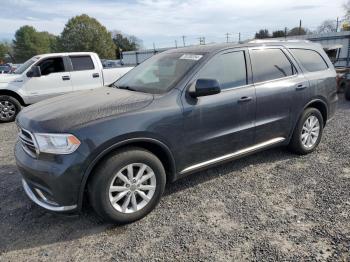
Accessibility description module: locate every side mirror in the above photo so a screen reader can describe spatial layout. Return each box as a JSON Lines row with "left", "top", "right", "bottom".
{"left": 26, "top": 66, "right": 41, "bottom": 78}
{"left": 189, "top": 78, "right": 221, "bottom": 98}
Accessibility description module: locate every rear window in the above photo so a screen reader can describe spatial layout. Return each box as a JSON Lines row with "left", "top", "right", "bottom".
{"left": 290, "top": 49, "right": 328, "bottom": 72}
{"left": 70, "top": 56, "right": 95, "bottom": 71}
{"left": 250, "top": 48, "right": 296, "bottom": 83}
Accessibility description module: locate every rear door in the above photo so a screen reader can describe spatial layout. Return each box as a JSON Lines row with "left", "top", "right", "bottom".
{"left": 180, "top": 49, "right": 256, "bottom": 172}
{"left": 68, "top": 55, "right": 103, "bottom": 91}
{"left": 23, "top": 56, "right": 73, "bottom": 103}
{"left": 249, "top": 47, "right": 310, "bottom": 144}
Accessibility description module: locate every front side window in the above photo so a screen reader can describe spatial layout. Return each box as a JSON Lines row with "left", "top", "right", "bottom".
{"left": 114, "top": 52, "right": 202, "bottom": 94}
{"left": 290, "top": 48, "right": 328, "bottom": 72}
{"left": 250, "top": 48, "right": 296, "bottom": 83}
{"left": 37, "top": 57, "right": 65, "bottom": 76}
{"left": 197, "top": 51, "right": 247, "bottom": 89}
{"left": 70, "top": 56, "right": 95, "bottom": 71}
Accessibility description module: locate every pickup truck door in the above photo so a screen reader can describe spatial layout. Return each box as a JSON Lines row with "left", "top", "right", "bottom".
{"left": 249, "top": 47, "right": 310, "bottom": 144}
{"left": 22, "top": 56, "right": 73, "bottom": 104}
{"left": 179, "top": 49, "right": 256, "bottom": 173}
{"left": 68, "top": 55, "right": 104, "bottom": 91}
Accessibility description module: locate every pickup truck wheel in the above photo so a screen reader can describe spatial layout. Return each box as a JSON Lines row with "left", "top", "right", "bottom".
{"left": 345, "top": 85, "right": 350, "bottom": 100}
{"left": 288, "top": 108, "right": 324, "bottom": 155}
{"left": 0, "top": 95, "right": 21, "bottom": 123}
{"left": 88, "top": 147, "right": 166, "bottom": 224}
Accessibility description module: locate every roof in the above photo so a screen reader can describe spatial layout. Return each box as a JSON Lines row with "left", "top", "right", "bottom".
{"left": 33, "top": 52, "right": 97, "bottom": 59}
{"left": 165, "top": 40, "right": 322, "bottom": 54}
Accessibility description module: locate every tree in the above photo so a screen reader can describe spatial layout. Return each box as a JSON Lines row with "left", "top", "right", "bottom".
{"left": 0, "top": 42, "right": 12, "bottom": 62}
{"left": 287, "top": 27, "right": 309, "bottom": 36}
{"left": 59, "top": 14, "right": 116, "bottom": 59}
{"left": 111, "top": 31, "right": 143, "bottom": 58}
{"left": 317, "top": 20, "right": 337, "bottom": 34}
{"left": 255, "top": 29, "right": 270, "bottom": 39}
{"left": 272, "top": 30, "right": 286, "bottom": 38}
{"left": 13, "top": 26, "right": 57, "bottom": 62}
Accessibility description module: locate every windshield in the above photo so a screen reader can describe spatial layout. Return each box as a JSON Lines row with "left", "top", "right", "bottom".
{"left": 114, "top": 52, "right": 203, "bottom": 94}
{"left": 14, "top": 57, "right": 39, "bottom": 74}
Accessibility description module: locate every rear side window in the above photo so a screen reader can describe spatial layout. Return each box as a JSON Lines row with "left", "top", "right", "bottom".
{"left": 250, "top": 48, "right": 296, "bottom": 83}
{"left": 198, "top": 51, "right": 247, "bottom": 89}
{"left": 290, "top": 49, "right": 328, "bottom": 72}
{"left": 70, "top": 56, "right": 95, "bottom": 71}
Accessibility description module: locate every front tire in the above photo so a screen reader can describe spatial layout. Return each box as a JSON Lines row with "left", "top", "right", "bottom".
{"left": 88, "top": 147, "right": 166, "bottom": 224}
{"left": 288, "top": 108, "right": 324, "bottom": 155}
{"left": 0, "top": 95, "right": 21, "bottom": 123}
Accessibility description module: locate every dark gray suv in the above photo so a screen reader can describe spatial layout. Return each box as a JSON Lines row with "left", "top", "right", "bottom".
{"left": 15, "top": 41, "right": 337, "bottom": 224}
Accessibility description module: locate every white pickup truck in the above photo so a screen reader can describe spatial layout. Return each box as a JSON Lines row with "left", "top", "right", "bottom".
{"left": 0, "top": 52, "right": 133, "bottom": 122}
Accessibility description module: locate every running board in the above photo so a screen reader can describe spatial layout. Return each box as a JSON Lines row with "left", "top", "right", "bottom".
{"left": 180, "top": 137, "right": 285, "bottom": 174}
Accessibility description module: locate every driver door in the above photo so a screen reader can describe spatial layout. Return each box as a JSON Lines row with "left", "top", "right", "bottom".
{"left": 23, "top": 56, "right": 72, "bottom": 103}
{"left": 179, "top": 49, "right": 256, "bottom": 172}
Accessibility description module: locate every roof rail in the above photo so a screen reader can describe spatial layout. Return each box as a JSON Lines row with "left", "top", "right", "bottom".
{"left": 249, "top": 39, "right": 311, "bottom": 43}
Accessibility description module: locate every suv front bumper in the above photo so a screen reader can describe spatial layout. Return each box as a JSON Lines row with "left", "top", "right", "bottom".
{"left": 15, "top": 141, "right": 86, "bottom": 213}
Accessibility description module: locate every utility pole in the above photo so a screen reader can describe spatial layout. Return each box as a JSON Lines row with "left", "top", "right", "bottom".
{"left": 225, "top": 33, "right": 231, "bottom": 43}
{"left": 336, "top": 17, "right": 339, "bottom": 32}
{"left": 298, "top": 19, "right": 302, "bottom": 35}
{"left": 175, "top": 40, "right": 178, "bottom": 48}
{"left": 284, "top": 27, "right": 287, "bottom": 40}
{"left": 238, "top": 32, "right": 241, "bottom": 43}
{"left": 198, "top": 37, "right": 205, "bottom": 45}
{"left": 182, "top": 35, "right": 186, "bottom": 47}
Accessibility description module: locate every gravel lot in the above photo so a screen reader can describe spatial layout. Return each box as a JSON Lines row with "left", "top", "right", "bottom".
{"left": 1, "top": 97, "right": 350, "bottom": 261}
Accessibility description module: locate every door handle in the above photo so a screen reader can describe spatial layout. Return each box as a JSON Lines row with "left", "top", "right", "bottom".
{"left": 238, "top": 96, "right": 253, "bottom": 102}
{"left": 62, "top": 75, "right": 70, "bottom": 81}
{"left": 296, "top": 84, "right": 307, "bottom": 91}
{"left": 92, "top": 73, "right": 100, "bottom": 78}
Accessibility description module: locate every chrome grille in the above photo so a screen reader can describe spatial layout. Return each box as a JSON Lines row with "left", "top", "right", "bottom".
{"left": 18, "top": 128, "right": 38, "bottom": 158}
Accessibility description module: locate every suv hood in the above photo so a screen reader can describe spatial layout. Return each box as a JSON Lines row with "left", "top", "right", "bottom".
{"left": 17, "top": 87, "right": 154, "bottom": 132}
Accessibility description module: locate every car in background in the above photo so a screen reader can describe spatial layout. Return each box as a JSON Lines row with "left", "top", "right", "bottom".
{"left": 15, "top": 41, "right": 337, "bottom": 224}
{"left": 0, "top": 52, "right": 133, "bottom": 122}
{"left": 101, "top": 59, "right": 123, "bottom": 68}
{"left": 0, "top": 64, "right": 12, "bottom": 74}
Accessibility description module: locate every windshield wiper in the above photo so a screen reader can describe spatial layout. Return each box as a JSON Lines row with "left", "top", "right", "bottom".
{"left": 114, "top": 85, "right": 136, "bottom": 91}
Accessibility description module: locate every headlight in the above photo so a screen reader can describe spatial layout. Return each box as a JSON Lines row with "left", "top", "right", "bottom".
{"left": 33, "top": 133, "right": 81, "bottom": 154}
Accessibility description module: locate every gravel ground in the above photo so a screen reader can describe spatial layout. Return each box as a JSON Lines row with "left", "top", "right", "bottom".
{"left": 0, "top": 98, "right": 350, "bottom": 261}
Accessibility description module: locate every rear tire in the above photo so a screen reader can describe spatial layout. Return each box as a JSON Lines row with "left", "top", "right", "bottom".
{"left": 88, "top": 147, "right": 166, "bottom": 224}
{"left": 345, "top": 85, "right": 350, "bottom": 100}
{"left": 0, "top": 95, "right": 21, "bottom": 123}
{"left": 288, "top": 108, "right": 324, "bottom": 155}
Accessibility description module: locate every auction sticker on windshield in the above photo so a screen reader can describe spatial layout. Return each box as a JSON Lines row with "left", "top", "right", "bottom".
{"left": 179, "top": 54, "right": 203, "bottom": 60}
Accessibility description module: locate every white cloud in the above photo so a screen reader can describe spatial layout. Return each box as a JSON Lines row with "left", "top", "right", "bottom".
{"left": 0, "top": 0, "right": 345, "bottom": 48}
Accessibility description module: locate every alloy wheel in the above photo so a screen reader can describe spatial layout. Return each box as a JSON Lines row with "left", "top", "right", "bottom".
{"left": 301, "top": 115, "right": 320, "bottom": 149}
{"left": 108, "top": 163, "right": 156, "bottom": 214}
{"left": 0, "top": 100, "right": 16, "bottom": 121}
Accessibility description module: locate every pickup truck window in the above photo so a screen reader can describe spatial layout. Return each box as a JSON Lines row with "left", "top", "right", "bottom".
{"left": 114, "top": 52, "right": 201, "bottom": 94}
{"left": 70, "top": 56, "right": 95, "bottom": 71}
{"left": 197, "top": 51, "right": 247, "bottom": 89}
{"left": 14, "top": 58, "right": 39, "bottom": 74}
{"left": 250, "top": 49, "right": 296, "bottom": 83}
{"left": 37, "top": 57, "right": 65, "bottom": 76}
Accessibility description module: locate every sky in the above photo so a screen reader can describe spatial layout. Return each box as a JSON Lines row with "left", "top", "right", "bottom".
{"left": 0, "top": 0, "right": 346, "bottom": 49}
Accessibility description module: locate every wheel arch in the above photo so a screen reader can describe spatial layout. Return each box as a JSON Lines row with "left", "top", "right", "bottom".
{"left": 0, "top": 89, "right": 26, "bottom": 106}
{"left": 303, "top": 98, "right": 328, "bottom": 127}
{"left": 78, "top": 138, "right": 177, "bottom": 210}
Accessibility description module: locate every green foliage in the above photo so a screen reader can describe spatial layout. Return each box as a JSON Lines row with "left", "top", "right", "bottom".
{"left": 59, "top": 14, "right": 116, "bottom": 59}
{"left": 0, "top": 42, "right": 10, "bottom": 62}
{"left": 272, "top": 30, "right": 286, "bottom": 38}
{"left": 112, "top": 31, "right": 142, "bottom": 58}
{"left": 255, "top": 29, "right": 270, "bottom": 39}
{"left": 287, "top": 27, "right": 308, "bottom": 36}
{"left": 13, "top": 26, "right": 57, "bottom": 62}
